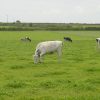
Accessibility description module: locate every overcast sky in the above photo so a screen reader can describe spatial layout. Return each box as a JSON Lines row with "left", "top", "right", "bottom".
{"left": 0, "top": 0, "right": 100, "bottom": 23}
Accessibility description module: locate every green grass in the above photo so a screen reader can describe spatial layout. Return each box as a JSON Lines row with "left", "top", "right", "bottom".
{"left": 0, "top": 31, "right": 100, "bottom": 100}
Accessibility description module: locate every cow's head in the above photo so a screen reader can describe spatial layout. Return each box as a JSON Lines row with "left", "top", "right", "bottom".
{"left": 33, "top": 54, "right": 39, "bottom": 64}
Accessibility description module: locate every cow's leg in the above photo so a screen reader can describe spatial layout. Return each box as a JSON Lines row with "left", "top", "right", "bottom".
{"left": 96, "top": 40, "right": 98, "bottom": 49}
{"left": 99, "top": 41, "right": 100, "bottom": 48}
{"left": 39, "top": 53, "right": 45, "bottom": 63}
{"left": 97, "top": 40, "right": 100, "bottom": 48}
{"left": 57, "top": 47, "right": 62, "bottom": 62}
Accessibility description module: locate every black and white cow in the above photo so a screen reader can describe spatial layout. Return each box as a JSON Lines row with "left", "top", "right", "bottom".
{"left": 64, "top": 37, "right": 72, "bottom": 42}
{"left": 96, "top": 38, "right": 100, "bottom": 48}
{"left": 20, "top": 37, "right": 31, "bottom": 42}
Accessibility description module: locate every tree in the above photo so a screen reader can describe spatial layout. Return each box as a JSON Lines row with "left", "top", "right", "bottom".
{"left": 16, "top": 20, "right": 21, "bottom": 24}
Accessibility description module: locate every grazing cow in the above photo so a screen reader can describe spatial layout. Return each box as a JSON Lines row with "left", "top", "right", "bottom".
{"left": 64, "top": 37, "right": 72, "bottom": 42}
{"left": 26, "top": 37, "right": 31, "bottom": 42}
{"left": 20, "top": 37, "right": 31, "bottom": 42}
{"left": 33, "top": 41, "right": 63, "bottom": 63}
{"left": 96, "top": 38, "right": 100, "bottom": 48}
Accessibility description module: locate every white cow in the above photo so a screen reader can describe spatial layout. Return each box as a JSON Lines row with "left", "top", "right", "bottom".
{"left": 33, "top": 41, "right": 63, "bottom": 63}
{"left": 96, "top": 38, "right": 100, "bottom": 48}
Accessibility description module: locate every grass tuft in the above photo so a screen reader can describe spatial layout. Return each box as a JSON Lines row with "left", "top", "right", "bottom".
{"left": 6, "top": 80, "right": 27, "bottom": 89}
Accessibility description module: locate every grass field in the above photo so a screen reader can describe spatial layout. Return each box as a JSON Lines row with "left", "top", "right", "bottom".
{"left": 0, "top": 31, "right": 100, "bottom": 100}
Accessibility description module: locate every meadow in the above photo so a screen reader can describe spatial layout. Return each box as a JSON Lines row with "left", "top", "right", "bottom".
{"left": 0, "top": 31, "right": 100, "bottom": 100}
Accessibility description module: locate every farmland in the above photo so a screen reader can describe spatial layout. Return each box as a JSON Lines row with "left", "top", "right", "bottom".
{"left": 0, "top": 31, "right": 100, "bottom": 100}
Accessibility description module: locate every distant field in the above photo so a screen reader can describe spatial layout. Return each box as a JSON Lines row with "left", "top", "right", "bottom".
{"left": 1, "top": 23, "right": 100, "bottom": 31}
{"left": 0, "top": 31, "right": 100, "bottom": 100}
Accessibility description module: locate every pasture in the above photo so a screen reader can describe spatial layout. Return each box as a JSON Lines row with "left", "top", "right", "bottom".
{"left": 0, "top": 31, "right": 100, "bottom": 100}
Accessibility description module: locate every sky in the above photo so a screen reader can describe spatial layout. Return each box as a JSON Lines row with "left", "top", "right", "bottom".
{"left": 0, "top": 0, "right": 100, "bottom": 23}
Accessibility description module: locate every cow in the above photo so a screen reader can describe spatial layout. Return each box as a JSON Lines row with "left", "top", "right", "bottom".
{"left": 20, "top": 37, "right": 31, "bottom": 42}
{"left": 64, "top": 37, "right": 72, "bottom": 42}
{"left": 96, "top": 38, "right": 100, "bottom": 48}
{"left": 33, "top": 41, "right": 63, "bottom": 63}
